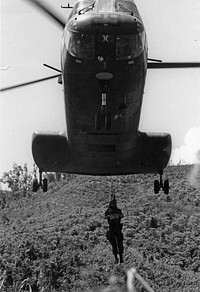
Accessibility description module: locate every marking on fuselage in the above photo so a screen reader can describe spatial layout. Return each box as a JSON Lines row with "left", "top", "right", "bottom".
{"left": 96, "top": 72, "right": 113, "bottom": 80}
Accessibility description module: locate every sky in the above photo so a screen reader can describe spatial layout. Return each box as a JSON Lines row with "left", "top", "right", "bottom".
{"left": 0, "top": 0, "right": 200, "bottom": 179}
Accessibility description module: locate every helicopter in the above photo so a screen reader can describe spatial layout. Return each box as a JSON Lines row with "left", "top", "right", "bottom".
{"left": 1, "top": 0, "right": 200, "bottom": 194}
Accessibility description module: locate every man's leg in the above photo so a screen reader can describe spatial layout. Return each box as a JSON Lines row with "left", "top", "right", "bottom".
{"left": 109, "top": 233, "right": 118, "bottom": 263}
{"left": 116, "top": 231, "right": 124, "bottom": 263}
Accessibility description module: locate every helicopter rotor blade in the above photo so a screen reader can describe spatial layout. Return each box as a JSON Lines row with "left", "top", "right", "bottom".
{"left": 43, "top": 63, "right": 62, "bottom": 73}
{"left": 24, "top": 0, "right": 65, "bottom": 28}
{"left": 148, "top": 62, "right": 200, "bottom": 69}
{"left": 0, "top": 74, "right": 61, "bottom": 92}
{"left": 148, "top": 58, "right": 162, "bottom": 63}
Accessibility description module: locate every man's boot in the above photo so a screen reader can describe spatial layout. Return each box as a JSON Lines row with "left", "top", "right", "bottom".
{"left": 119, "top": 254, "right": 123, "bottom": 263}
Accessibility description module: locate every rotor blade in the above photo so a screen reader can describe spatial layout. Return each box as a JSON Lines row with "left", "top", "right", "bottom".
{"left": 148, "top": 58, "right": 162, "bottom": 63}
{"left": 24, "top": 0, "right": 65, "bottom": 28}
{"left": 148, "top": 62, "right": 200, "bottom": 69}
{"left": 0, "top": 74, "right": 61, "bottom": 92}
{"left": 43, "top": 63, "right": 62, "bottom": 73}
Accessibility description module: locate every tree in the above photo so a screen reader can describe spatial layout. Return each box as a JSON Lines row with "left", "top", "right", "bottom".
{"left": 0, "top": 163, "right": 33, "bottom": 198}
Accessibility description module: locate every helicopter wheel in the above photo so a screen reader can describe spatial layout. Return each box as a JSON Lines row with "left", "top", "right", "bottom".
{"left": 163, "top": 179, "right": 169, "bottom": 194}
{"left": 154, "top": 180, "right": 160, "bottom": 194}
{"left": 42, "top": 178, "right": 48, "bottom": 193}
{"left": 32, "top": 178, "right": 39, "bottom": 192}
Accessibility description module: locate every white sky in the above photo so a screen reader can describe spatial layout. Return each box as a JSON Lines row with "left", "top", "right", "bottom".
{"left": 0, "top": 0, "right": 200, "bottom": 176}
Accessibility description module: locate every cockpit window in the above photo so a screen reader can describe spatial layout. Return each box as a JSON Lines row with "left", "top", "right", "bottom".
{"left": 72, "top": 0, "right": 95, "bottom": 16}
{"left": 97, "top": 0, "right": 113, "bottom": 13}
{"left": 78, "top": 2, "right": 95, "bottom": 15}
{"left": 115, "top": 0, "right": 140, "bottom": 17}
{"left": 116, "top": 33, "right": 145, "bottom": 60}
{"left": 65, "top": 30, "right": 145, "bottom": 60}
{"left": 66, "top": 32, "right": 95, "bottom": 59}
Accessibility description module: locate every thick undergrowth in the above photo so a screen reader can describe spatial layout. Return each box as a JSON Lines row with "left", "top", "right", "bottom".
{"left": 0, "top": 165, "right": 200, "bottom": 291}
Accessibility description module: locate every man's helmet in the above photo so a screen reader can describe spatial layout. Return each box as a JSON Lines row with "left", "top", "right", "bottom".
{"left": 109, "top": 200, "right": 117, "bottom": 208}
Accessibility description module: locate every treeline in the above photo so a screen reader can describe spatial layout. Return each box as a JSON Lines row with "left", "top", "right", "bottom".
{"left": 0, "top": 163, "right": 74, "bottom": 204}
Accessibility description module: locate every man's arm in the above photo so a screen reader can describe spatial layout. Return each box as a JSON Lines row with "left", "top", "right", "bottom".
{"left": 105, "top": 209, "right": 110, "bottom": 220}
{"left": 117, "top": 208, "right": 124, "bottom": 219}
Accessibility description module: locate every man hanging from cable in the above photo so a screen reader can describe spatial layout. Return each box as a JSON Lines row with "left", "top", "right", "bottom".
{"left": 105, "top": 196, "right": 124, "bottom": 264}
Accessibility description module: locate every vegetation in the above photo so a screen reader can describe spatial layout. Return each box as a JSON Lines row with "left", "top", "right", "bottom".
{"left": 0, "top": 163, "right": 32, "bottom": 198}
{"left": 0, "top": 165, "right": 200, "bottom": 291}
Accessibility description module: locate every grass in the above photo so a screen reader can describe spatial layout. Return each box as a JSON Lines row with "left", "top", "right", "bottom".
{"left": 0, "top": 165, "right": 200, "bottom": 291}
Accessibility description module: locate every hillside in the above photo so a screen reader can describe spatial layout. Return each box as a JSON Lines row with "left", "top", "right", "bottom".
{"left": 0, "top": 165, "right": 200, "bottom": 291}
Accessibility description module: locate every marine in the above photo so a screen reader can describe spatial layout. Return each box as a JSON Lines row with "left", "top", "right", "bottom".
{"left": 105, "top": 198, "right": 124, "bottom": 264}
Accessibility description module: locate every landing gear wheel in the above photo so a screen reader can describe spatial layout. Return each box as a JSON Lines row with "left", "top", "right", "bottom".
{"left": 154, "top": 180, "right": 160, "bottom": 194}
{"left": 42, "top": 178, "right": 48, "bottom": 193}
{"left": 32, "top": 168, "right": 48, "bottom": 193}
{"left": 32, "top": 178, "right": 39, "bottom": 192}
{"left": 163, "top": 179, "right": 169, "bottom": 194}
{"left": 154, "top": 171, "right": 170, "bottom": 194}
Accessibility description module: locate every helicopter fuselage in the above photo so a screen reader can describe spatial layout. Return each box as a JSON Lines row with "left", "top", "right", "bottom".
{"left": 32, "top": 0, "right": 171, "bottom": 175}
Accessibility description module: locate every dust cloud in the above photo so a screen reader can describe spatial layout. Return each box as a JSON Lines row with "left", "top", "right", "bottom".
{"left": 187, "top": 150, "right": 200, "bottom": 188}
